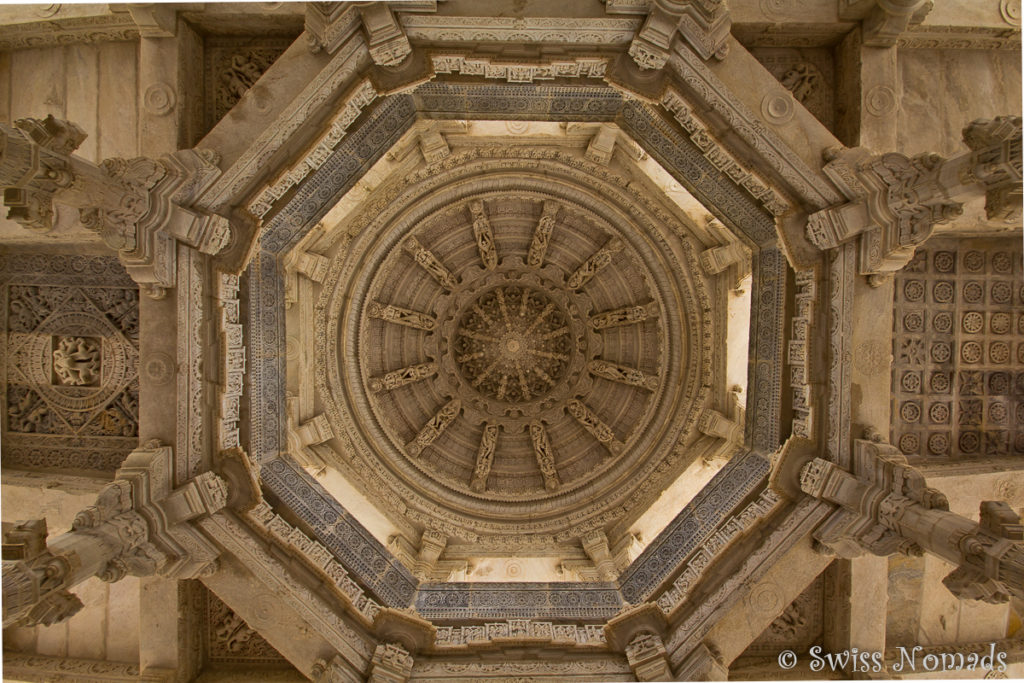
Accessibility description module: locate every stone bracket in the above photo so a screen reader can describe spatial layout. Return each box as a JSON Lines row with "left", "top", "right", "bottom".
{"left": 861, "top": 0, "right": 932, "bottom": 47}
{"left": 628, "top": 0, "right": 731, "bottom": 69}
{"left": 305, "top": 1, "right": 425, "bottom": 66}
{"left": 0, "top": 116, "right": 231, "bottom": 296}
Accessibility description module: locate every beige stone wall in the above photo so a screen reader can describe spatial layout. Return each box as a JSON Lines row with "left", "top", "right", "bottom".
{"left": 2, "top": 484, "right": 141, "bottom": 664}
{"left": 0, "top": 42, "right": 140, "bottom": 245}
{"left": 898, "top": 49, "right": 1022, "bottom": 158}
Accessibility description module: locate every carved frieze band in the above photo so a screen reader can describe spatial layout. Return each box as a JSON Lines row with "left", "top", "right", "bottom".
{"left": 247, "top": 251, "right": 287, "bottom": 463}
{"left": 175, "top": 245, "right": 207, "bottom": 484}
{"left": 249, "top": 80, "right": 378, "bottom": 219}
{"left": 411, "top": 83, "right": 622, "bottom": 121}
{"left": 398, "top": 14, "right": 642, "bottom": 44}
{"left": 0, "top": 654, "right": 160, "bottom": 682}
{"left": 746, "top": 247, "right": 787, "bottom": 451}
{"left": 216, "top": 273, "right": 245, "bottom": 450}
{"left": 789, "top": 270, "right": 816, "bottom": 439}
{"left": 898, "top": 25, "right": 1022, "bottom": 50}
{"left": 661, "top": 89, "right": 789, "bottom": 218}
{"left": 434, "top": 620, "right": 608, "bottom": 650}
{"left": 259, "top": 95, "right": 417, "bottom": 254}
{"left": 432, "top": 54, "right": 608, "bottom": 83}
{"left": 827, "top": 244, "right": 855, "bottom": 467}
{"left": 0, "top": 14, "right": 139, "bottom": 50}
{"left": 618, "top": 450, "right": 769, "bottom": 603}
{"left": 416, "top": 582, "right": 623, "bottom": 621}
{"left": 620, "top": 101, "right": 776, "bottom": 246}
{"left": 260, "top": 455, "right": 418, "bottom": 607}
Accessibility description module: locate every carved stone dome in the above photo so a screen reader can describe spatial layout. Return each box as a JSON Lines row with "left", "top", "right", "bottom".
{"left": 313, "top": 147, "right": 712, "bottom": 547}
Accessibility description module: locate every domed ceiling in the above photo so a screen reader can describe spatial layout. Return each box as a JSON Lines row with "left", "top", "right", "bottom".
{"left": 293, "top": 137, "right": 722, "bottom": 551}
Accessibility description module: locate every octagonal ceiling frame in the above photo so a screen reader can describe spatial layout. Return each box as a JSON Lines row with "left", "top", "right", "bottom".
{"left": 197, "top": 25, "right": 844, "bottom": 672}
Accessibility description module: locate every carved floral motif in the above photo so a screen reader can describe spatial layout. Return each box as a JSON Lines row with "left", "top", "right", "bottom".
{"left": 2, "top": 256, "right": 139, "bottom": 473}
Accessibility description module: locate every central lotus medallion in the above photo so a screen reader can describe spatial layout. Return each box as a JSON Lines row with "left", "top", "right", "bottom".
{"left": 454, "top": 285, "right": 572, "bottom": 403}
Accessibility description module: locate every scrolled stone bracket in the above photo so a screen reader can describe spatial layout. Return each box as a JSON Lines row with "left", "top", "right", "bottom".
{"left": 286, "top": 396, "right": 336, "bottom": 470}
{"left": 305, "top": 1, "right": 431, "bottom": 65}
{"left": 774, "top": 436, "right": 1024, "bottom": 604}
{"left": 0, "top": 115, "right": 234, "bottom": 296}
{"left": 628, "top": 0, "right": 731, "bottom": 69}
{"left": 805, "top": 116, "right": 1022, "bottom": 277}
{"left": 1, "top": 443, "right": 230, "bottom": 628}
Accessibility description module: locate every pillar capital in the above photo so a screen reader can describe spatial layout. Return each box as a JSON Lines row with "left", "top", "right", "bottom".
{"left": 2, "top": 443, "right": 229, "bottom": 628}
{"left": 0, "top": 115, "right": 232, "bottom": 297}
{"left": 806, "top": 116, "right": 1022, "bottom": 276}
{"left": 777, "top": 436, "right": 1024, "bottom": 604}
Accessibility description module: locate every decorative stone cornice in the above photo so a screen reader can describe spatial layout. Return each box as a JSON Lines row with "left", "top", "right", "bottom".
{"left": 0, "top": 115, "right": 231, "bottom": 297}
{"left": 433, "top": 620, "right": 608, "bottom": 650}
{"left": 777, "top": 436, "right": 1024, "bottom": 604}
{"left": 806, "top": 116, "right": 1023, "bottom": 277}
{"left": 2, "top": 443, "right": 225, "bottom": 628}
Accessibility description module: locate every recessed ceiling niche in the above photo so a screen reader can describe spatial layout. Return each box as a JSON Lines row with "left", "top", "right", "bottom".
{"left": 294, "top": 141, "right": 719, "bottom": 551}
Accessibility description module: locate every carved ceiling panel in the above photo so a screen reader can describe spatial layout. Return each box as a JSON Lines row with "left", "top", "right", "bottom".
{"left": 890, "top": 238, "right": 1024, "bottom": 461}
{"left": 748, "top": 47, "right": 836, "bottom": 134}
{"left": 203, "top": 36, "right": 295, "bottom": 137}
{"left": 743, "top": 574, "right": 824, "bottom": 657}
{"left": 1, "top": 253, "right": 139, "bottom": 475}
{"left": 302, "top": 144, "right": 716, "bottom": 550}
{"left": 205, "top": 589, "right": 291, "bottom": 667}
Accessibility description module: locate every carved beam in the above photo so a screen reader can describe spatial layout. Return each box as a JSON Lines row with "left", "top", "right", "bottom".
{"left": 2, "top": 443, "right": 226, "bottom": 628}
{"left": 777, "top": 437, "right": 1024, "bottom": 604}
{"left": 0, "top": 115, "right": 231, "bottom": 297}
{"left": 675, "top": 641, "right": 729, "bottom": 681}
{"left": 806, "top": 116, "right": 1022, "bottom": 277}
{"left": 628, "top": 0, "right": 731, "bottom": 69}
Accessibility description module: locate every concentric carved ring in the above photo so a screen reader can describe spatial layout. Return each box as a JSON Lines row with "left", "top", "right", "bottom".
{"left": 454, "top": 285, "right": 571, "bottom": 403}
